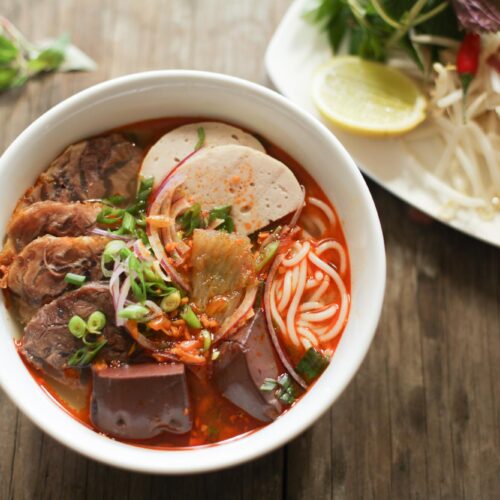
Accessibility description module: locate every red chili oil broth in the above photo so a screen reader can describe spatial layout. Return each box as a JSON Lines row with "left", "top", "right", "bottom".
{"left": 14, "top": 117, "right": 350, "bottom": 448}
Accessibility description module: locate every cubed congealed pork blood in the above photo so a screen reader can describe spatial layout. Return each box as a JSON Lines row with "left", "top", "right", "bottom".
{"left": 213, "top": 310, "right": 282, "bottom": 422}
{"left": 23, "top": 134, "right": 142, "bottom": 205}
{"left": 90, "top": 363, "right": 192, "bottom": 439}
{"left": 191, "top": 229, "right": 255, "bottom": 328}
{"left": 7, "top": 235, "right": 108, "bottom": 309}
{"left": 6, "top": 201, "right": 101, "bottom": 252}
{"left": 21, "top": 283, "right": 131, "bottom": 386}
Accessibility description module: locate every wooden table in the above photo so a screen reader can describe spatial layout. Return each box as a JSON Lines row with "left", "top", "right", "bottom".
{"left": 1, "top": 1, "right": 499, "bottom": 498}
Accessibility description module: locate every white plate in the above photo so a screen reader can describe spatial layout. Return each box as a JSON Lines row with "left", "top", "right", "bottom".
{"left": 266, "top": 0, "right": 500, "bottom": 247}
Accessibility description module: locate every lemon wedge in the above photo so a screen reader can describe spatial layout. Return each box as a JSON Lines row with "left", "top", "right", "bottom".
{"left": 312, "top": 56, "right": 427, "bottom": 136}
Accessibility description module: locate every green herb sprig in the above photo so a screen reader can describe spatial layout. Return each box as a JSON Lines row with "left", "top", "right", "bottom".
{"left": 304, "top": 0, "right": 461, "bottom": 71}
{"left": 96, "top": 176, "right": 154, "bottom": 242}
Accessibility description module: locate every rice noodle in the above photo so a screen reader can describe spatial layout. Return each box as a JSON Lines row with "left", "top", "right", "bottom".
{"left": 266, "top": 236, "right": 350, "bottom": 356}
{"left": 307, "top": 197, "right": 336, "bottom": 226}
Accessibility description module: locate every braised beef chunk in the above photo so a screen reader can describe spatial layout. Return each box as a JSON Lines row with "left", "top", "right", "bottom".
{"left": 7, "top": 201, "right": 101, "bottom": 252}
{"left": 7, "top": 235, "right": 107, "bottom": 308}
{"left": 213, "top": 310, "right": 282, "bottom": 422}
{"left": 24, "top": 134, "right": 142, "bottom": 205}
{"left": 90, "top": 363, "right": 192, "bottom": 439}
{"left": 21, "top": 283, "right": 130, "bottom": 386}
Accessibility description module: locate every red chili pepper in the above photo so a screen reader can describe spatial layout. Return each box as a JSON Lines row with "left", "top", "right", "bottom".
{"left": 456, "top": 33, "right": 481, "bottom": 115}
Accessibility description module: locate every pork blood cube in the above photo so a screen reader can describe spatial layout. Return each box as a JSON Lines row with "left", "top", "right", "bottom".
{"left": 90, "top": 363, "right": 192, "bottom": 439}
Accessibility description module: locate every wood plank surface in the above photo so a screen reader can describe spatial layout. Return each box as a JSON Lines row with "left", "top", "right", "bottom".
{"left": 0, "top": 1, "right": 499, "bottom": 499}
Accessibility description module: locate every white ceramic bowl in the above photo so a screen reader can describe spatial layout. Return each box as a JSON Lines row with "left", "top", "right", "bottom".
{"left": 0, "top": 71, "right": 385, "bottom": 474}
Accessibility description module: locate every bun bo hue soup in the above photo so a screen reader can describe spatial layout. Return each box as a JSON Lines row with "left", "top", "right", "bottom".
{"left": 0, "top": 118, "right": 351, "bottom": 447}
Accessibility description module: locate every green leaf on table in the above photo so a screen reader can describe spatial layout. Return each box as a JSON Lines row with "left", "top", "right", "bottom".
{"left": 0, "top": 35, "right": 18, "bottom": 65}
{"left": 0, "top": 67, "right": 18, "bottom": 90}
{"left": 27, "top": 34, "right": 69, "bottom": 73}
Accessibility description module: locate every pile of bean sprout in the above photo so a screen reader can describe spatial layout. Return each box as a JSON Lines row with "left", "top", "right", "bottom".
{"left": 404, "top": 33, "right": 500, "bottom": 220}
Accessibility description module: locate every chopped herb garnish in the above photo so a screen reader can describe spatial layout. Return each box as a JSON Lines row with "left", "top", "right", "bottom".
{"left": 260, "top": 373, "right": 297, "bottom": 405}
{"left": 208, "top": 205, "right": 234, "bottom": 233}
{"left": 161, "top": 290, "right": 181, "bottom": 312}
{"left": 96, "top": 176, "right": 154, "bottom": 240}
{"left": 180, "top": 305, "right": 202, "bottom": 329}
{"left": 118, "top": 304, "right": 150, "bottom": 321}
{"left": 256, "top": 240, "right": 280, "bottom": 272}
{"left": 68, "top": 315, "right": 87, "bottom": 339}
{"left": 68, "top": 338, "right": 108, "bottom": 367}
{"left": 178, "top": 203, "right": 204, "bottom": 236}
{"left": 200, "top": 329, "right": 211, "bottom": 351}
{"left": 260, "top": 378, "right": 278, "bottom": 392}
{"left": 87, "top": 311, "right": 106, "bottom": 334}
{"left": 194, "top": 126, "right": 206, "bottom": 151}
{"left": 296, "top": 348, "right": 329, "bottom": 383}
{"left": 64, "top": 272, "right": 86, "bottom": 287}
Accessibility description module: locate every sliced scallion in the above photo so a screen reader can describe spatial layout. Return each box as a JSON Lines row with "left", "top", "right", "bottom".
{"left": 200, "top": 330, "right": 211, "bottom": 351}
{"left": 194, "top": 126, "right": 206, "bottom": 150}
{"left": 103, "top": 240, "right": 127, "bottom": 263}
{"left": 180, "top": 305, "right": 202, "bottom": 329}
{"left": 118, "top": 304, "right": 150, "bottom": 320}
{"left": 295, "top": 348, "right": 329, "bottom": 383}
{"left": 121, "top": 211, "right": 136, "bottom": 233}
{"left": 211, "top": 349, "right": 220, "bottom": 361}
{"left": 68, "top": 315, "right": 87, "bottom": 339}
{"left": 161, "top": 290, "right": 181, "bottom": 312}
{"left": 64, "top": 272, "right": 86, "bottom": 287}
{"left": 260, "top": 378, "right": 278, "bottom": 392}
{"left": 256, "top": 240, "right": 280, "bottom": 272}
{"left": 68, "top": 338, "right": 108, "bottom": 367}
{"left": 87, "top": 311, "right": 106, "bottom": 334}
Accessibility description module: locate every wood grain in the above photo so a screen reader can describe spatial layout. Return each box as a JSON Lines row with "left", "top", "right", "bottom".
{"left": 1, "top": 1, "right": 499, "bottom": 499}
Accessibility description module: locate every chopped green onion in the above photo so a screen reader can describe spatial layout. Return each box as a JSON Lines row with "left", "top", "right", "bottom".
{"left": 277, "top": 373, "right": 292, "bottom": 390}
{"left": 103, "top": 240, "right": 127, "bottom": 263}
{"left": 105, "top": 194, "right": 125, "bottom": 205}
{"left": 64, "top": 273, "right": 86, "bottom": 287}
{"left": 208, "top": 205, "right": 234, "bottom": 233}
{"left": 119, "top": 247, "right": 133, "bottom": 260}
{"left": 180, "top": 305, "right": 202, "bottom": 329}
{"left": 96, "top": 206, "right": 125, "bottom": 225}
{"left": 194, "top": 126, "right": 206, "bottom": 150}
{"left": 178, "top": 203, "right": 204, "bottom": 237}
{"left": 118, "top": 304, "right": 150, "bottom": 320}
{"left": 68, "top": 338, "right": 108, "bottom": 367}
{"left": 260, "top": 378, "right": 278, "bottom": 392}
{"left": 68, "top": 315, "right": 87, "bottom": 339}
{"left": 87, "top": 311, "right": 106, "bottom": 334}
{"left": 127, "top": 176, "right": 154, "bottom": 215}
{"left": 161, "top": 290, "right": 181, "bottom": 312}
{"left": 256, "top": 240, "right": 280, "bottom": 272}
{"left": 121, "top": 211, "right": 136, "bottom": 233}
{"left": 200, "top": 330, "right": 212, "bottom": 351}
{"left": 278, "top": 389, "right": 296, "bottom": 405}
{"left": 211, "top": 349, "right": 220, "bottom": 361}
{"left": 296, "top": 348, "right": 329, "bottom": 383}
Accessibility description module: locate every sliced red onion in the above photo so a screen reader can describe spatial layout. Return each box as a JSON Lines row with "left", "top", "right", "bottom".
{"left": 115, "top": 276, "right": 131, "bottom": 326}
{"left": 90, "top": 227, "right": 133, "bottom": 240}
{"left": 148, "top": 231, "right": 190, "bottom": 291}
{"left": 132, "top": 239, "right": 153, "bottom": 261}
{"left": 124, "top": 321, "right": 170, "bottom": 351}
{"left": 264, "top": 250, "right": 307, "bottom": 389}
{"left": 216, "top": 284, "right": 259, "bottom": 341}
{"left": 143, "top": 299, "right": 164, "bottom": 321}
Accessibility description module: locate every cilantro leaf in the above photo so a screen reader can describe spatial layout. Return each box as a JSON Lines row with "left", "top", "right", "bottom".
{"left": 208, "top": 205, "right": 234, "bottom": 233}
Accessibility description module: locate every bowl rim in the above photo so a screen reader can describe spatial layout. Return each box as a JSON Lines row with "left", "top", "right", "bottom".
{"left": 0, "top": 69, "right": 386, "bottom": 474}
